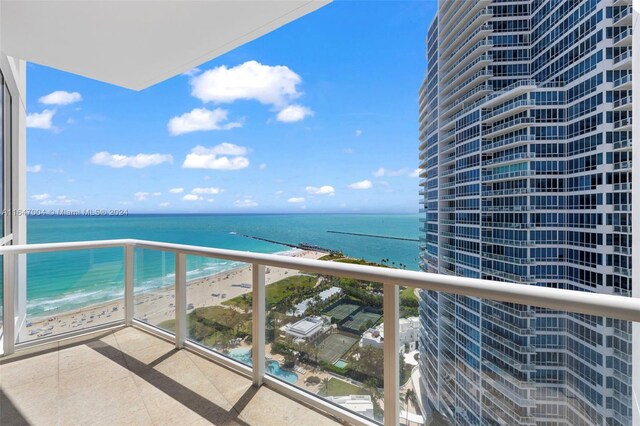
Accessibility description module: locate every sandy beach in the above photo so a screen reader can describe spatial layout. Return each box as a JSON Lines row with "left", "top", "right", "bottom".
{"left": 21, "top": 249, "right": 326, "bottom": 342}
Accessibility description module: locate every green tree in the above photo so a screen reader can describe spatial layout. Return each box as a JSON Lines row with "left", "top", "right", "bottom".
{"left": 319, "top": 377, "right": 331, "bottom": 396}
{"left": 401, "top": 388, "right": 418, "bottom": 425}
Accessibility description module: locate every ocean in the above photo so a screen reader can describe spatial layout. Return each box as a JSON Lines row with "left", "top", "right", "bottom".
{"left": 24, "top": 214, "right": 420, "bottom": 316}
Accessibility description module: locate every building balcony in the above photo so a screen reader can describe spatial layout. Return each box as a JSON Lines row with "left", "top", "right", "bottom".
{"left": 482, "top": 134, "right": 536, "bottom": 153}
{"left": 613, "top": 50, "right": 632, "bottom": 70}
{"left": 613, "top": 95, "right": 632, "bottom": 111}
{"left": 482, "top": 117, "right": 533, "bottom": 139}
{"left": 2, "top": 240, "right": 640, "bottom": 426}
{"left": 482, "top": 99, "right": 536, "bottom": 124}
{"left": 613, "top": 5, "right": 632, "bottom": 26}
{"left": 613, "top": 73, "right": 632, "bottom": 90}
{"left": 1, "top": 327, "right": 339, "bottom": 426}
{"left": 613, "top": 27, "right": 632, "bottom": 47}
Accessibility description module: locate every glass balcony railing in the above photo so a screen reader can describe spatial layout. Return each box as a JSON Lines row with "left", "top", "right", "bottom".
{"left": 1, "top": 239, "right": 639, "bottom": 426}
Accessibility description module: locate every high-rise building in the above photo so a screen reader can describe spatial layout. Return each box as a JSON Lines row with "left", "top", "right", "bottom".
{"left": 418, "top": 1, "right": 632, "bottom": 424}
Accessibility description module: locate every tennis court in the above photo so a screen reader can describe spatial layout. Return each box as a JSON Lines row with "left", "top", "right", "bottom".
{"left": 324, "top": 303, "right": 360, "bottom": 322}
{"left": 341, "top": 311, "right": 382, "bottom": 333}
{"left": 317, "top": 333, "right": 359, "bottom": 363}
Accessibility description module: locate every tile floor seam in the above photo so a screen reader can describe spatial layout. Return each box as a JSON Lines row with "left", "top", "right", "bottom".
{"left": 112, "top": 330, "right": 157, "bottom": 426}
{"left": 185, "top": 349, "right": 243, "bottom": 420}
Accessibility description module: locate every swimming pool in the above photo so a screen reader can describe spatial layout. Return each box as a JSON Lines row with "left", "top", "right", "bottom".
{"left": 227, "top": 348, "right": 298, "bottom": 384}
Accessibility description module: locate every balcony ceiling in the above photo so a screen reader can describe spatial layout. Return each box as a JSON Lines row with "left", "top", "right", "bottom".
{"left": 0, "top": 0, "right": 330, "bottom": 90}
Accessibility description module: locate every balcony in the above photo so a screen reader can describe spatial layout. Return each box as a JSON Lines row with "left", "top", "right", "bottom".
{"left": 613, "top": 73, "right": 632, "bottom": 90}
{"left": 613, "top": 27, "right": 632, "bottom": 47}
{"left": 613, "top": 50, "right": 632, "bottom": 70}
{"left": 1, "top": 327, "right": 338, "bottom": 426}
{"left": 2, "top": 239, "right": 640, "bottom": 426}
{"left": 613, "top": 6, "right": 632, "bottom": 26}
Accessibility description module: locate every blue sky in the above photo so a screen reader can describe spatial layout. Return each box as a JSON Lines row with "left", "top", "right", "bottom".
{"left": 26, "top": 1, "right": 437, "bottom": 214}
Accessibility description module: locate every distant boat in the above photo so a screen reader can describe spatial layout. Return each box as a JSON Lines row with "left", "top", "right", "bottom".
{"left": 229, "top": 231, "right": 237, "bottom": 235}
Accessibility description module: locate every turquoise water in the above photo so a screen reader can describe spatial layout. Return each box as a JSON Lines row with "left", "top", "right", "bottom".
{"left": 25, "top": 214, "right": 420, "bottom": 315}
{"left": 227, "top": 347, "right": 298, "bottom": 384}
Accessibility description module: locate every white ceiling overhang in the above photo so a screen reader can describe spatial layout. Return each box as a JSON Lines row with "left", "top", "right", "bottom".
{"left": 1, "top": 0, "right": 330, "bottom": 90}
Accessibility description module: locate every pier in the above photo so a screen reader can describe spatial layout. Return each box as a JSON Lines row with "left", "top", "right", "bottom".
{"left": 240, "top": 235, "right": 341, "bottom": 254}
{"left": 326, "top": 230, "right": 419, "bottom": 242}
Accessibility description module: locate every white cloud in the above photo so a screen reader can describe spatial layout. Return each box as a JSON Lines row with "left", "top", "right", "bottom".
{"left": 31, "top": 193, "right": 50, "bottom": 201}
{"left": 152, "top": 192, "right": 162, "bottom": 196}
{"left": 38, "top": 195, "right": 78, "bottom": 206}
{"left": 27, "top": 164, "right": 42, "bottom": 173}
{"left": 38, "top": 91, "right": 82, "bottom": 106}
{"left": 235, "top": 199, "right": 258, "bottom": 208}
{"left": 134, "top": 192, "right": 149, "bottom": 201}
{"left": 373, "top": 167, "right": 416, "bottom": 177}
{"left": 355, "top": 129, "right": 363, "bottom": 137}
{"left": 26, "top": 109, "right": 55, "bottom": 129}
{"left": 348, "top": 179, "right": 372, "bottom": 190}
{"left": 276, "top": 104, "right": 314, "bottom": 123}
{"left": 259, "top": 163, "right": 268, "bottom": 170}
{"left": 191, "top": 187, "right": 222, "bottom": 195}
{"left": 181, "top": 67, "right": 201, "bottom": 77}
{"left": 306, "top": 185, "right": 335, "bottom": 195}
{"left": 159, "top": 202, "right": 171, "bottom": 207}
{"left": 168, "top": 108, "right": 242, "bottom": 136}
{"left": 169, "top": 187, "right": 184, "bottom": 194}
{"left": 190, "top": 60, "right": 302, "bottom": 108}
{"left": 207, "top": 142, "right": 249, "bottom": 156}
{"left": 410, "top": 168, "right": 421, "bottom": 178}
{"left": 90, "top": 152, "right": 173, "bottom": 168}
{"left": 183, "top": 194, "right": 202, "bottom": 201}
{"left": 287, "top": 197, "right": 305, "bottom": 203}
{"left": 182, "top": 144, "right": 250, "bottom": 170}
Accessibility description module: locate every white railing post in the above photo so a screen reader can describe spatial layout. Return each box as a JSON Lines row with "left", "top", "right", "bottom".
{"left": 124, "top": 245, "right": 134, "bottom": 326}
{"left": 2, "top": 253, "right": 16, "bottom": 355}
{"left": 252, "top": 263, "right": 266, "bottom": 386}
{"left": 383, "top": 283, "right": 399, "bottom": 426}
{"left": 175, "top": 253, "right": 187, "bottom": 349}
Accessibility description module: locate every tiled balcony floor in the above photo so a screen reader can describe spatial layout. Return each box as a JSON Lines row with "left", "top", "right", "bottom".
{"left": 0, "top": 327, "right": 343, "bottom": 426}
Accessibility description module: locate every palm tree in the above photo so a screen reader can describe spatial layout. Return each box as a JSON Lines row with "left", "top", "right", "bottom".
{"left": 319, "top": 377, "right": 331, "bottom": 396}
{"left": 401, "top": 388, "right": 418, "bottom": 425}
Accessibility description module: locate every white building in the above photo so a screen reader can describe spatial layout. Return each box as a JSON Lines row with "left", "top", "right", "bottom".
{"left": 361, "top": 317, "right": 420, "bottom": 352}
{"left": 282, "top": 316, "right": 330, "bottom": 343}
{"left": 325, "top": 395, "right": 374, "bottom": 418}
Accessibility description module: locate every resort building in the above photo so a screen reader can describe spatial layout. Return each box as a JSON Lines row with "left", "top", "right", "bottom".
{"left": 282, "top": 316, "right": 331, "bottom": 343}
{"left": 361, "top": 317, "right": 420, "bottom": 352}
{"left": 326, "top": 395, "right": 375, "bottom": 419}
{"left": 418, "top": 1, "right": 634, "bottom": 425}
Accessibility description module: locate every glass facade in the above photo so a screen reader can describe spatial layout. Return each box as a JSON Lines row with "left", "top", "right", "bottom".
{"left": 418, "top": 1, "right": 632, "bottom": 424}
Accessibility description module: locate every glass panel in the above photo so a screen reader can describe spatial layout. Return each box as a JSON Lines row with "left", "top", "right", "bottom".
{"left": 264, "top": 266, "right": 384, "bottom": 423}
{"left": 417, "top": 292, "right": 634, "bottom": 426}
{"left": 133, "top": 248, "right": 175, "bottom": 332}
{"left": 4, "top": 82, "right": 11, "bottom": 238}
{"left": 0, "top": 73, "right": 4, "bottom": 334}
{"left": 184, "top": 255, "right": 252, "bottom": 364}
{"left": 0, "top": 72, "right": 4, "bottom": 238}
{"left": 19, "top": 248, "right": 124, "bottom": 343}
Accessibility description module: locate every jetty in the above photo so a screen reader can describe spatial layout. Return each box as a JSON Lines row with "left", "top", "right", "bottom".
{"left": 240, "top": 235, "right": 342, "bottom": 255}
{"left": 326, "top": 230, "right": 420, "bottom": 242}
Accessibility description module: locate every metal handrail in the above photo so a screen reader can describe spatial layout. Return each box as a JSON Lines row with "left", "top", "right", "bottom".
{"left": 2, "top": 238, "right": 640, "bottom": 426}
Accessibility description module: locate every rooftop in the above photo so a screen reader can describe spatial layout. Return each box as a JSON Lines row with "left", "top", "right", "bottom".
{"left": 0, "top": 327, "right": 341, "bottom": 426}
{"left": 284, "top": 316, "right": 326, "bottom": 337}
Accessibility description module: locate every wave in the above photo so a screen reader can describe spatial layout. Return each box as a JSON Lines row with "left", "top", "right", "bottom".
{"left": 26, "top": 258, "right": 246, "bottom": 316}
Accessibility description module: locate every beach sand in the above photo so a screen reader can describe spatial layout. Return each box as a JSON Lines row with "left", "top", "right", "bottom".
{"left": 20, "top": 250, "right": 326, "bottom": 342}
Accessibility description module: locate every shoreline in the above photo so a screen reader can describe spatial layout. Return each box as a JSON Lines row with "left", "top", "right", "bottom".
{"left": 21, "top": 249, "right": 326, "bottom": 342}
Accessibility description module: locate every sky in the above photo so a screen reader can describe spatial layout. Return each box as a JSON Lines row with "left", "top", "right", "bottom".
{"left": 25, "top": 1, "right": 437, "bottom": 214}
